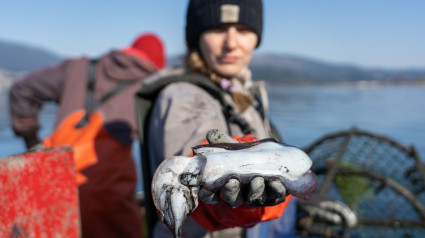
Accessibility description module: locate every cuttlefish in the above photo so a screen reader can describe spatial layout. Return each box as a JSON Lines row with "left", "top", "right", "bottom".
{"left": 152, "top": 129, "right": 317, "bottom": 238}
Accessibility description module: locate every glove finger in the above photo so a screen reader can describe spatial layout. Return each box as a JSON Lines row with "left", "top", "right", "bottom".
{"left": 267, "top": 180, "right": 287, "bottom": 205}
{"left": 308, "top": 206, "right": 342, "bottom": 225}
{"left": 199, "top": 187, "right": 219, "bottom": 204}
{"left": 248, "top": 177, "right": 266, "bottom": 205}
{"left": 220, "top": 179, "right": 243, "bottom": 208}
{"left": 319, "top": 201, "right": 358, "bottom": 228}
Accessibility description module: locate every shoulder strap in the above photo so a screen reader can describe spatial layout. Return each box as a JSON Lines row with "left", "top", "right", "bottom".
{"left": 75, "top": 59, "right": 134, "bottom": 128}
{"left": 75, "top": 59, "right": 98, "bottom": 128}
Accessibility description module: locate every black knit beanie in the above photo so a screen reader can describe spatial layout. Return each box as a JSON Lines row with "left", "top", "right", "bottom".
{"left": 185, "top": 0, "right": 263, "bottom": 50}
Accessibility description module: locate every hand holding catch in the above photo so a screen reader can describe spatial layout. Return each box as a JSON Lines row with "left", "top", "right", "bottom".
{"left": 196, "top": 129, "right": 291, "bottom": 208}
{"left": 151, "top": 129, "right": 317, "bottom": 238}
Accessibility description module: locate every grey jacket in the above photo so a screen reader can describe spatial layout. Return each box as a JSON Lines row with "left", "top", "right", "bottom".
{"left": 147, "top": 67, "right": 273, "bottom": 176}
{"left": 146, "top": 68, "right": 274, "bottom": 238}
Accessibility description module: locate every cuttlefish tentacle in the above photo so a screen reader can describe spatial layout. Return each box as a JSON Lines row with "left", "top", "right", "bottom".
{"left": 151, "top": 156, "right": 203, "bottom": 238}
{"left": 151, "top": 130, "right": 317, "bottom": 238}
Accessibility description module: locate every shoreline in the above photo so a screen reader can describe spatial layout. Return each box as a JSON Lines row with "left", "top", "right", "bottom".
{"left": 266, "top": 79, "right": 425, "bottom": 87}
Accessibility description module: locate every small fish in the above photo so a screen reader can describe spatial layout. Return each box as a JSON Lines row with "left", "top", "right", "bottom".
{"left": 151, "top": 129, "right": 317, "bottom": 238}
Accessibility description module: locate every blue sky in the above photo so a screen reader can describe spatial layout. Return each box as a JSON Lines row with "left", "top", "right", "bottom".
{"left": 1, "top": 0, "right": 424, "bottom": 69}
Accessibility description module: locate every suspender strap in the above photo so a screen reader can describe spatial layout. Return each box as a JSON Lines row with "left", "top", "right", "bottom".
{"left": 75, "top": 59, "right": 134, "bottom": 128}
{"left": 99, "top": 81, "right": 132, "bottom": 104}
{"left": 75, "top": 59, "right": 98, "bottom": 128}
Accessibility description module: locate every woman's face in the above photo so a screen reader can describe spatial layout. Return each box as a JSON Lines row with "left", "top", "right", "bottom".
{"left": 199, "top": 24, "right": 258, "bottom": 77}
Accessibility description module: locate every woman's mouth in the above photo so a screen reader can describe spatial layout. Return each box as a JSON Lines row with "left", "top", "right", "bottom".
{"left": 219, "top": 55, "right": 238, "bottom": 64}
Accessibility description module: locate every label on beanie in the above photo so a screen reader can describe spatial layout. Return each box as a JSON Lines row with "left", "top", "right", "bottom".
{"left": 221, "top": 4, "right": 239, "bottom": 23}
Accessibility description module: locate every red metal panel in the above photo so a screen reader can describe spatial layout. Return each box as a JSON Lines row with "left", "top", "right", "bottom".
{"left": 0, "top": 147, "right": 80, "bottom": 237}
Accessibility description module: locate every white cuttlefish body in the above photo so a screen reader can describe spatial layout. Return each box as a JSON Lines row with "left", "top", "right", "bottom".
{"left": 151, "top": 131, "right": 317, "bottom": 238}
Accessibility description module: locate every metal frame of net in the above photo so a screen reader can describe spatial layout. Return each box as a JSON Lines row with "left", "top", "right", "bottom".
{"left": 298, "top": 127, "right": 425, "bottom": 238}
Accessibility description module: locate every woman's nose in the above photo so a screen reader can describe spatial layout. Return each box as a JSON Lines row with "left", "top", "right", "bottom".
{"left": 224, "top": 27, "right": 238, "bottom": 50}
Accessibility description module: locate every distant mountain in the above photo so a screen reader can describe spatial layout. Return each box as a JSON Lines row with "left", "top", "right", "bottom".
{"left": 1, "top": 38, "right": 424, "bottom": 85}
{"left": 167, "top": 53, "right": 425, "bottom": 85}
{"left": 250, "top": 53, "right": 425, "bottom": 85}
{"left": 0, "top": 39, "right": 63, "bottom": 72}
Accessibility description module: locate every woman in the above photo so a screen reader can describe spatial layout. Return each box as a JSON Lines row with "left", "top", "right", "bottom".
{"left": 145, "top": 0, "right": 290, "bottom": 237}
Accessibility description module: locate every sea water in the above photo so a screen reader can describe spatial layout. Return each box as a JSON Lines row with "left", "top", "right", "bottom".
{"left": 1, "top": 85, "right": 425, "bottom": 188}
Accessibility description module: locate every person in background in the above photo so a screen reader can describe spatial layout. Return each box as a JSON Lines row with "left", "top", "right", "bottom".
{"left": 9, "top": 33, "right": 166, "bottom": 237}
{"left": 140, "top": 0, "right": 295, "bottom": 237}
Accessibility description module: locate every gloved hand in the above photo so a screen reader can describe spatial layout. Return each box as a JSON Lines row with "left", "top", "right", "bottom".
{"left": 198, "top": 129, "right": 288, "bottom": 208}
{"left": 211, "top": 175, "right": 288, "bottom": 208}
{"left": 11, "top": 117, "right": 41, "bottom": 150}
{"left": 297, "top": 195, "right": 358, "bottom": 228}
{"left": 24, "top": 133, "right": 41, "bottom": 150}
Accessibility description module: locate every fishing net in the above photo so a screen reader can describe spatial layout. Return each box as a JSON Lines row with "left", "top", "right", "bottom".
{"left": 297, "top": 127, "right": 425, "bottom": 238}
